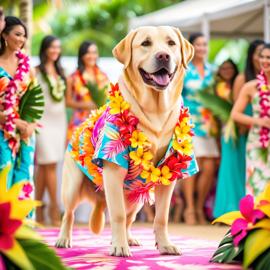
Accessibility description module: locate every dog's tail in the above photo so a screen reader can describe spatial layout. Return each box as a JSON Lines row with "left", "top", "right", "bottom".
{"left": 89, "top": 199, "right": 106, "bottom": 234}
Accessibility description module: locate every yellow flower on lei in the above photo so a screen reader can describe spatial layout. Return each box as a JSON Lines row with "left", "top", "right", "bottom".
{"left": 129, "top": 147, "right": 153, "bottom": 169}
{"left": 130, "top": 131, "right": 149, "bottom": 148}
{"left": 173, "top": 138, "right": 193, "bottom": 156}
{"left": 159, "top": 166, "right": 173, "bottom": 185}
{"left": 141, "top": 165, "right": 161, "bottom": 183}
{"left": 109, "top": 91, "right": 129, "bottom": 114}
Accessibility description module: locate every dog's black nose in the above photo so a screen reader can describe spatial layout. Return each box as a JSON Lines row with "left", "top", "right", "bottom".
{"left": 156, "top": 52, "right": 170, "bottom": 62}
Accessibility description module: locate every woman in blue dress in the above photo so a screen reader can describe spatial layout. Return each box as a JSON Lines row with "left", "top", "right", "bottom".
{"left": 0, "top": 16, "right": 36, "bottom": 190}
{"left": 213, "top": 60, "right": 239, "bottom": 217}
{"left": 182, "top": 33, "right": 219, "bottom": 225}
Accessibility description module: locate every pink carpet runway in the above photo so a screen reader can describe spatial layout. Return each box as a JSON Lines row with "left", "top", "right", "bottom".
{"left": 39, "top": 228, "right": 243, "bottom": 270}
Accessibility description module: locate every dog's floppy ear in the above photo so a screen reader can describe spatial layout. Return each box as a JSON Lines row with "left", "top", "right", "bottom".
{"left": 173, "top": 27, "right": 194, "bottom": 68}
{"left": 112, "top": 29, "right": 137, "bottom": 68}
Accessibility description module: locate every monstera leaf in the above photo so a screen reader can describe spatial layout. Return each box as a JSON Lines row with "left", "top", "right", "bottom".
{"left": 210, "top": 230, "right": 243, "bottom": 264}
{"left": 19, "top": 83, "right": 44, "bottom": 123}
{"left": 86, "top": 81, "right": 107, "bottom": 108}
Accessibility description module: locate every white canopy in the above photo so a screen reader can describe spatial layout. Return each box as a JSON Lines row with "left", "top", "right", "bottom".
{"left": 129, "top": 0, "right": 270, "bottom": 42}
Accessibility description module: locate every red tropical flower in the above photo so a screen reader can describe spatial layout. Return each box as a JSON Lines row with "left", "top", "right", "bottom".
{"left": 0, "top": 202, "right": 22, "bottom": 250}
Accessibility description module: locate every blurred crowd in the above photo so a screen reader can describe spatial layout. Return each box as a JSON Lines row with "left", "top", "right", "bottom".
{"left": 1, "top": 9, "right": 270, "bottom": 226}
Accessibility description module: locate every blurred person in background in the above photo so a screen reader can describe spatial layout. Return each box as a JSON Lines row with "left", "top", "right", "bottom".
{"left": 232, "top": 43, "right": 270, "bottom": 197}
{"left": 0, "top": 7, "right": 5, "bottom": 33}
{"left": 35, "top": 35, "right": 67, "bottom": 225}
{"left": 66, "top": 40, "right": 108, "bottom": 141}
{"left": 213, "top": 59, "right": 240, "bottom": 217}
{"left": 0, "top": 16, "right": 36, "bottom": 190}
{"left": 182, "top": 32, "right": 219, "bottom": 225}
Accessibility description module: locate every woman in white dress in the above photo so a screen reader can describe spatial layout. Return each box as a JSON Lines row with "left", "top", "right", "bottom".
{"left": 35, "top": 35, "right": 67, "bottom": 225}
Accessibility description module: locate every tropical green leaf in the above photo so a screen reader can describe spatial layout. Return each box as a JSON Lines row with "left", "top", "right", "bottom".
{"left": 197, "top": 90, "right": 232, "bottom": 123}
{"left": 244, "top": 229, "right": 270, "bottom": 268}
{"left": 19, "top": 83, "right": 44, "bottom": 123}
{"left": 253, "top": 249, "right": 270, "bottom": 270}
{"left": 210, "top": 230, "right": 243, "bottom": 264}
{"left": 86, "top": 81, "right": 108, "bottom": 108}
{"left": 18, "top": 239, "right": 68, "bottom": 270}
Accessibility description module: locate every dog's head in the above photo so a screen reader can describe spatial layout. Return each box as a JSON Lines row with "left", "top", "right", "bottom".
{"left": 113, "top": 26, "right": 194, "bottom": 92}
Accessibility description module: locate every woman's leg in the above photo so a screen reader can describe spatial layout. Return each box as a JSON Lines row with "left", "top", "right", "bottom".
{"left": 35, "top": 165, "right": 46, "bottom": 223}
{"left": 196, "top": 157, "right": 216, "bottom": 224}
{"left": 44, "top": 163, "right": 61, "bottom": 226}
{"left": 182, "top": 174, "right": 197, "bottom": 225}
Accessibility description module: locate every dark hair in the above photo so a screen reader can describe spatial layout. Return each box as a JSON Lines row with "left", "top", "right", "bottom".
{"left": 188, "top": 32, "right": 204, "bottom": 45}
{"left": 218, "top": 59, "right": 239, "bottom": 87}
{"left": 38, "top": 35, "right": 65, "bottom": 81}
{"left": 0, "top": 16, "right": 27, "bottom": 55}
{"left": 260, "top": 43, "right": 270, "bottom": 52}
{"left": 244, "top": 39, "right": 265, "bottom": 82}
{"left": 77, "top": 41, "right": 97, "bottom": 73}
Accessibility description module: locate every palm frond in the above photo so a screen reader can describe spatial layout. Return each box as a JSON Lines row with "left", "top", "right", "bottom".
{"left": 86, "top": 81, "right": 107, "bottom": 108}
{"left": 197, "top": 91, "right": 232, "bottom": 123}
{"left": 19, "top": 83, "right": 45, "bottom": 123}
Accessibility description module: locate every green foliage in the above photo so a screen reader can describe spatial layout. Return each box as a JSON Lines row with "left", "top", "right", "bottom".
{"left": 210, "top": 230, "right": 243, "bottom": 264}
{"left": 17, "top": 239, "right": 68, "bottom": 270}
{"left": 196, "top": 89, "right": 232, "bottom": 123}
{"left": 86, "top": 82, "right": 107, "bottom": 107}
{"left": 31, "top": 0, "right": 183, "bottom": 56}
{"left": 19, "top": 83, "right": 44, "bottom": 123}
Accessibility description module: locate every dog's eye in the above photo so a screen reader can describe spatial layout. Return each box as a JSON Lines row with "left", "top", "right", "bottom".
{"left": 168, "top": 40, "right": 176, "bottom": 46}
{"left": 141, "top": 40, "right": 151, "bottom": 47}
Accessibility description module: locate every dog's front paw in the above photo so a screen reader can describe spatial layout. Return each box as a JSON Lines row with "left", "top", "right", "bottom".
{"left": 55, "top": 238, "right": 72, "bottom": 248}
{"left": 128, "top": 237, "right": 141, "bottom": 246}
{"left": 156, "top": 242, "right": 181, "bottom": 255}
{"left": 109, "top": 243, "right": 132, "bottom": 257}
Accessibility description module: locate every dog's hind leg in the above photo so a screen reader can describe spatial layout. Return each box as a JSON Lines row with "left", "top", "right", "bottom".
{"left": 125, "top": 200, "right": 143, "bottom": 246}
{"left": 55, "top": 151, "right": 84, "bottom": 248}
{"left": 153, "top": 181, "right": 181, "bottom": 255}
{"left": 102, "top": 161, "right": 131, "bottom": 257}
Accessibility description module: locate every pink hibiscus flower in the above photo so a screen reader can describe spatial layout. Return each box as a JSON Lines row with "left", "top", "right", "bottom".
{"left": 231, "top": 195, "right": 265, "bottom": 246}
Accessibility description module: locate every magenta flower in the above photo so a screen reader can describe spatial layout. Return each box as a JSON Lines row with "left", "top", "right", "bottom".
{"left": 19, "top": 183, "right": 33, "bottom": 200}
{"left": 231, "top": 195, "right": 265, "bottom": 246}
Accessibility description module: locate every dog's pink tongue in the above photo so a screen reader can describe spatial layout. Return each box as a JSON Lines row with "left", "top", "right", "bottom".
{"left": 151, "top": 73, "right": 170, "bottom": 86}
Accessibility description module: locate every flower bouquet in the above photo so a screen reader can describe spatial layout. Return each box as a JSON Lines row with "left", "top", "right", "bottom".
{"left": 0, "top": 164, "right": 68, "bottom": 270}
{"left": 211, "top": 184, "right": 270, "bottom": 270}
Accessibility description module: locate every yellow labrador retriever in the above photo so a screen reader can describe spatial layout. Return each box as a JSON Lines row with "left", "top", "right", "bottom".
{"left": 55, "top": 26, "right": 194, "bottom": 257}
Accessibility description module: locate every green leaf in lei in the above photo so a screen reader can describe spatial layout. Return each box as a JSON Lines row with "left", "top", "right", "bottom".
{"left": 86, "top": 81, "right": 107, "bottom": 107}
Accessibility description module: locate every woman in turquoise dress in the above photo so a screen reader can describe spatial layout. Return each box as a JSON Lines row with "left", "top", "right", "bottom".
{"left": 212, "top": 60, "right": 241, "bottom": 218}
{"left": 182, "top": 33, "right": 219, "bottom": 225}
{"left": 0, "top": 16, "right": 36, "bottom": 190}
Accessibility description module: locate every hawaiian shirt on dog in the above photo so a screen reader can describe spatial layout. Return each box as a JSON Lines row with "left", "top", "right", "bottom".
{"left": 68, "top": 84, "right": 198, "bottom": 202}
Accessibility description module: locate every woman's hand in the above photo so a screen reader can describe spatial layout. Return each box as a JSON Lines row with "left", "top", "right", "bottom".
{"left": 20, "top": 122, "right": 37, "bottom": 140}
{"left": 0, "top": 112, "right": 6, "bottom": 124}
{"left": 254, "top": 117, "right": 270, "bottom": 128}
{"left": 14, "top": 118, "right": 28, "bottom": 133}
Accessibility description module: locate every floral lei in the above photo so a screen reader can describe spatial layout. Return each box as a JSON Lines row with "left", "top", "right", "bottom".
{"left": 74, "top": 83, "right": 194, "bottom": 201}
{"left": 257, "top": 71, "right": 270, "bottom": 149}
{"left": 2, "top": 51, "right": 30, "bottom": 152}
{"left": 41, "top": 72, "right": 66, "bottom": 102}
